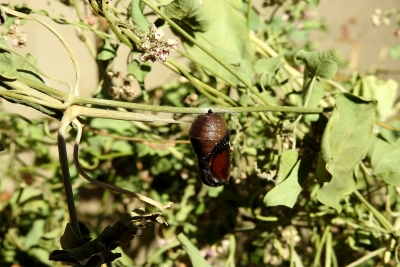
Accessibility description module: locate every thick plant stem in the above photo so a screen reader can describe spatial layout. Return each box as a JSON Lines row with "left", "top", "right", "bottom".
{"left": 57, "top": 115, "right": 81, "bottom": 236}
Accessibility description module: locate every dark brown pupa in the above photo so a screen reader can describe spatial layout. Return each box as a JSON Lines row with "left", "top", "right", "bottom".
{"left": 189, "top": 109, "right": 230, "bottom": 187}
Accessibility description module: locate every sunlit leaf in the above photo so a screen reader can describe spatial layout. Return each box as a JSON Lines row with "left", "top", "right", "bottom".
{"left": 160, "top": 0, "right": 209, "bottom": 32}
{"left": 368, "top": 137, "right": 400, "bottom": 187}
{"left": 178, "top": 233, "right": 212, "bottom": 267}
{"left": 317, "top": 93, "right": 376, "bottom": 213}
{"left": 264, "top": 153, "right": 316, "bottom": 208}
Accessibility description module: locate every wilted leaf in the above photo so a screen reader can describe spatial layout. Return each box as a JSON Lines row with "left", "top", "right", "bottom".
{"left": 51, "top": 213, "right": 142, "bottom": 264}
{"left": 316, "top": 93, "right": 376, "bottom": 213}
{"left": 60, "top": 223, "right": 92, "bottom": 250}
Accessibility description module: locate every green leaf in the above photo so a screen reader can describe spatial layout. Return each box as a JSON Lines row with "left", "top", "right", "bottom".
{"left": 264, "top": 153, "right": 316, "bottom": 208}
{"left": 0, "top": 38, "right": 18, "bottom": 79}
{"left": 127, "top": 59, "right": 151, "bottom": 92}
{"left": 254, "top": 57, "right": 283, "bottom": 75}
{"left": 90, "top": 118, "right": 133, "bottom": 134}
{"left": 296, "top": 50, "right": 338, "bottom": 121}
{"left": 130, "top": 0, "right": 149, "bottom": 32}
{"left": 367, "top": 137, "right": 400, "bottom": 187}
{"left": 207, "top": 186, "right": 224, "bottom": 197}
{"left": 177, "top": 233, "right": 212, "bottom": 267}
{"left": 181, "top": 0, "right": 255, "bottom": 86}
{"left": 127, "top": 59, "right": 151, "bottom": 83}
{"left": 354, "top": 75, "right": 398, "bottom": 121}
{"left": 295, "top": 50, "right": 338, "bottom": 80}
{"left": 389, "top": 45, "right": 400, "bottom": 60}
{"left": 151, "top": 157, "right": 173, "bottom": 175}
{"left": 160, "top": 0, "right": 210, "bottom": 32}
{"left": 18, "top": 187, "right": 43, "bottom": 204}
{"left": 278, "top": 150, "right": 299, "bottom": 183}
{"left": 111, "top": 140, "right": 132, "bottom": 153}
{"left": 14, "top": 53, "right": 45, "bottom": 84}
{"left": 24, "top": 219, "right": 45, "bottom": 249}
{"left": 316, "top": 93, "right": 377, "bottom": 213}
{"left": 97, "top": 40, "right": 117, "bottom": 61}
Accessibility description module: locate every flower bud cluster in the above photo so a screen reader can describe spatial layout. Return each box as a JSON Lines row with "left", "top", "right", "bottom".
{"left": 138, "top": 24, "right": 179, "bottom": 63}
{"left": 107, "top": 72, "right": 137, "bottom": 101}
{"left": 371, "top": 8, "right": 400, "bottom": 37}
{"left": 3, "top": 18, "right": 28, "bottom": 48}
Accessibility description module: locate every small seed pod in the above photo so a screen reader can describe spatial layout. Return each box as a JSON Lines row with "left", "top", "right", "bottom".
{"left": 189, "top": 110, "right": 230, "bottom": 187}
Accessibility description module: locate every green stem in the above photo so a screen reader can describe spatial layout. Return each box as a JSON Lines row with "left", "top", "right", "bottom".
{"left": 353, "top": 190, "right": 396, "bottom": 235}
{"left": 344, "top": 247, "right": 387, "bottom": 267}
{"left": 166, "top": 59, "right": 236, "bottom": 106}
{"left": 225, "top": 234, "right": 236, "bottom": 267}
{"left": 313, "top": 225, "right": 330, "bottom": 267}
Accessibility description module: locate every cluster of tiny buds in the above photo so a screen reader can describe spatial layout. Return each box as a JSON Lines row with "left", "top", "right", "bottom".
{"left": 371, "top": 8, "right": 400, "bottom": 37}
{"left": 107, "top": 71, "right": 137, "bottom": 101}
{"left": 183, "top": 93, "right": 199, "bottom": 106}
{"left": 138, "top": 24, "right": 179, "bottom": 63}
{"left": 3, "top": 18, "right": 28, "bottom": 48}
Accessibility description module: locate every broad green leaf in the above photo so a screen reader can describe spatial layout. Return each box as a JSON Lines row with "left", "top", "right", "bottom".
{"left": 130, "top": 0, "right": 148, "bottom": 32}
{"left": 177, "top": 233, "right": 212, "bottom": 267}
{"left": 160, "top": 0, "right": 209, "bottom": 32}
{"left": 317, "top": 93, "right": 377, "bottom": 213}
{"left": 264, "top": 153, "right": 316, "bottom": 208}
{"left": 14, "top": 53, "right": 45, "bottom": 84}
{"left": 296, "top": 50, "right": 338, "bottom": 80}
{"left": 278, "top": 150, "right": 299, "bottom": 183}
{"left": 367, "top": 137, "right": 400, "bottom": 187}
{"left": 353, "top": 75, "right": 398, "bottom": 121}
{"left": 296, "top": 50, "right": 337, "bottom": 121}
{"left": 97, "top": 40, "right": 117, "bottom": 61}
{"left": 0, "top": 38, "right": 18, "bottom": 79}
{"left": 182, "top": 0, "right": 254, "bottom": 87}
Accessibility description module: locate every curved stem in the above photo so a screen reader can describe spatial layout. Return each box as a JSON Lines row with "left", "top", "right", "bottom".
{"left": 57, "top": 114, "right": 81, "bottom": 235}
